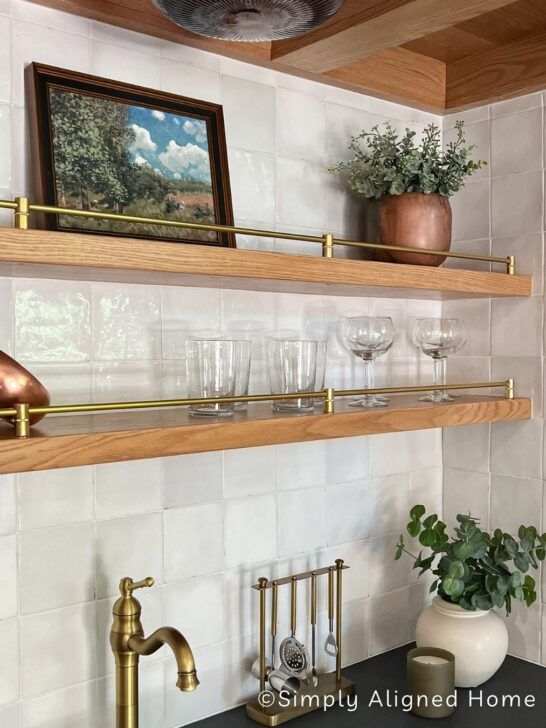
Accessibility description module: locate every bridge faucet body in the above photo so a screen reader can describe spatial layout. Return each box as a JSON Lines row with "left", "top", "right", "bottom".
{"left": 110, "top": 577, "right": 199, "bottom": 728}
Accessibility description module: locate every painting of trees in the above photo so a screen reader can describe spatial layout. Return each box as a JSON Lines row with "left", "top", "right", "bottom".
{"left": 50, "top": 89, "right": 135, "bottom": 211}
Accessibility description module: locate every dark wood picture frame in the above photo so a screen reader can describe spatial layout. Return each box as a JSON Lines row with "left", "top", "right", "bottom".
{"left": 32, "top": 63, "right": 235, "bottom": 247}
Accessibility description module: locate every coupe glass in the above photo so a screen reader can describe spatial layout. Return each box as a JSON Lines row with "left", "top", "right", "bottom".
{"left": 413, "top": 318, "right": 467, "bottom": 402}
{"left": 342, "top": 316, "right": 396, "bottom": 408}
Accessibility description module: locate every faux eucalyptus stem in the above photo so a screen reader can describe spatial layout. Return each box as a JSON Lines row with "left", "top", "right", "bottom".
{"left": 331, "top": 121, "right": 486, "bottom": 199}
{"left": 395, "top": 506, "right": 546, "bottom": 614}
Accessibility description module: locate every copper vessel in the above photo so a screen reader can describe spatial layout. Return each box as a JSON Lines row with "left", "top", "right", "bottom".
{"left": 0, "top": 351, "right": 50, "bottom": 425}
{"left": 377, "top": 192, "right": 452, "bottom": 266}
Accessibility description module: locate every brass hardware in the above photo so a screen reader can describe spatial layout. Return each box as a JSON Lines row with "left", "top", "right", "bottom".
{"left": 505, "top": 378, "right": 515, "bottom": 400}
{"left": 248, "top": 563, "right": 354, "bottom": 726}
{"left": 323, "top": 387, "right": 335, "bottom": 414}
{"left": 14, "top": 403, "right": 30, "bottom": 438}
{"left": 14, "top": 196, "right": 29, "bottom": 230}
{"left": 322, "top": 233, "right": 334, "bottom": 258}
{"left": 335, "top": 559, "right": 343, "bottom": 684}
{"left": 259, "top": 577, "right": 268, "bottom": 694}
{"left": 0, "top": 380, "right": 516, "bottom": 438}
{"left": 0, "top": 197, "right": 515, "bottom": 272}
{"left": 507, "top": 256, "right": 515, "bottom": 275}
{"left": 110, "top": 576, "right": 198, "bottom": 728}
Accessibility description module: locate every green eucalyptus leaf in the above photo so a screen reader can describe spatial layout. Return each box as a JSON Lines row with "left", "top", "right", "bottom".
{"left": 407, "top": 520, "right": 421, "bottom": 538}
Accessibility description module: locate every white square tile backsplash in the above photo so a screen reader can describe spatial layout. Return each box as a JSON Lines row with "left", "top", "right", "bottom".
{"left": 16, "top": 1, "right": 546, "bottom": 724}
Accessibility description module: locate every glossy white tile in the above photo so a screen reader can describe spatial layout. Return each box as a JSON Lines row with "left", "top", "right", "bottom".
{"left": 92, "top": 283, "right": 161, "bottom": 361}
{"left": 164, "top": 574, "right": 224, "bottom": 648}
{"left": 490, "top": 474, "right": 542, "bottom": 534}
{"left": 276, "top": 157, "right": 326, "bottom": 228}
{"left": 14, "top": 279, "right": 91, "bottom": 362}
{"left": 228, "top": 148, "right": 275, "bottom": 223}
{"left": 22, "top": 681, "right": 97, "bottom": 728}
{"left": 18, "top": 466, "right": 94, "bottom": 530}
{"left": 277, "top": 88, "right": 325, "bottom": 162}
{"left": 96, "top": 513, "right": 163, "bottom": 598}
{"left": 278, "top": 487, "right": 326, "bottom": 556}
{"left": 224, "top": 494, "right": 277, "bottom": 568}
{"left": 277, "top": 440, "right": 325, "bottom": 490}
{"left": 369, "top": 589, "right": 410, "bottom": 655}
{"left": 443, "top": 468, "right": 490, "bottom": 529}
{"left": 327, "top": 479, "right": 370, "bottom": 545}
{"left": 21, "top": 603, "right": 96, "bottom": 698}
{"left": 0, "top": 104, "right": 11, "bottom": 189}
{"left": 223, "top": 76, "right": 276, "bottom": 154}
{"left": 164, "top": 503, "right": 223, "bottom": 581}
{"left": 369, "top": 473, "right": 409, "bottom": 538}
{"left": 160, "top": 58, "right": 221, "bottom": 103}
{"left": 224, "top": 446, "right": 276, "bottom": 498}
{"left": 369, "top": 432, "right": 410, "bottom": 477}
{"left": 0, "top": 18, "right": 10, "bottom": 103}
{"left": 324, "top": 436, "right": 369, "bottom": 485}
{"left": 164, "top": 451, "right": 223, "bottom": 508}
{"left": 20, "top": 524, "right": 94, "bottom": 614}
{"left": 0, "top": 618, "right": 19, "bottom": 707}
{"left": 0, "top": 473, "right": 17, "bottom": 535}
{"left": 491, "top": 418, "right": 542, "bottom": 479}
{"left": 92, "top": 41, "right": 160, "bottom": 87}
{"left": 368, "top": 535, "right": 410, "bottom": 596}
{"left": 0, "top": 534, "right": 17, "bottom": 619}
{"left": 95, "top": 458, "right": 162, "bottom": 520}
{"left": 11, "top": 20, "right": 90, "bottom": 106}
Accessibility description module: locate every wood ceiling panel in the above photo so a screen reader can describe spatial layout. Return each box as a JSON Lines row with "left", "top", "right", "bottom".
{"left": 455, "top": 0, "right": 546, "bottom": 45}
{"left": 403, "top": 27, "right": 497, "bottom": 64}
{"left": 271, "top": 0, "right": 517, "bottom": 72}
{"left": 325, "top": 47, "right": 446, "bottom": 112}
{"left": 446, "top": 29, "right": 546, "bottom": 110}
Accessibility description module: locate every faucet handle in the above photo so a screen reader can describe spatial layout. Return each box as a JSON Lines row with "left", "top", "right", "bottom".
{"left": 119, "top": 576, "right": 155, "bottom": 597}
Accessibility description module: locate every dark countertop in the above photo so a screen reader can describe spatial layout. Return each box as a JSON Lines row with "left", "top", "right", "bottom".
{"left": 192, "top": 645, "right": 546, "bottom": 728}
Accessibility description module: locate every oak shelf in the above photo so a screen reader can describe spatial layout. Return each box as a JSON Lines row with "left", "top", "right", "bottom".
{"left": 0, "top": 229, "right": 532, "bottom": 299}
{"left": 0, "top": 395, "right": 531, "bottom": 475}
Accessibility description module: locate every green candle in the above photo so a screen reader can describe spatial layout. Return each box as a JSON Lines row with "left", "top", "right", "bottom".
{"left": 407, "top": 647, "right": 456, "bottom": 719}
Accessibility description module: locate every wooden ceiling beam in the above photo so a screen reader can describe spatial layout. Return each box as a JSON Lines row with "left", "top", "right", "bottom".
{"left": 446, "top": 29, "right": 546, "bottom": 110}
{"left": 271, "top": 0, "right": 519, "bottom": 73}
{"left": 325, "top": 47, "right": 446, "bottom": 113}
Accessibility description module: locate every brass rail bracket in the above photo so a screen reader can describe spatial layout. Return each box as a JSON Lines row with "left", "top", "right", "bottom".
{"left": 0, "top": 380, "right": 517, "bottom": 439}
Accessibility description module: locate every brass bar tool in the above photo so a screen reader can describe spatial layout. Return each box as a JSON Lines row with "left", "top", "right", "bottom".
{"left": 311, "top": 573, "right": 319, "bottom": 687}
{"left": 271, "top": 581, "right": 278, "bottom": 669}
{"left": 324, "top": 568, "right": 338, "bottom": 657}
{"left": 280, "top": 577, "right": 310, "bottom": 684}
{"left": 335, "top": 559, "right": 344, "bottom": 684}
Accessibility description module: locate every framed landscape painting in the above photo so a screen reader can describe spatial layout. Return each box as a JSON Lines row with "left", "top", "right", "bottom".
{"left": 32, "top": 64, "right": 235, "bottom": 247}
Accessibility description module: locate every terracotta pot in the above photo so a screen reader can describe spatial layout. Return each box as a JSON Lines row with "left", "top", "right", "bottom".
{"left": 377, "top": 192, "right": 452, "bottom": 266}
{"left": 0, "top": 351, "right": 50, "bottom": 425}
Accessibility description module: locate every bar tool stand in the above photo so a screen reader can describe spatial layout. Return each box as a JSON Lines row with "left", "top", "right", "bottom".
{"left": 246, "top": 560, "right": 355, "bottom": 727}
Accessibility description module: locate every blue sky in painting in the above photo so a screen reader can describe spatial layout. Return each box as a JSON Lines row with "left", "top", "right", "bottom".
{"left": 128, "top": 106, "right": 212, "bottom": 184}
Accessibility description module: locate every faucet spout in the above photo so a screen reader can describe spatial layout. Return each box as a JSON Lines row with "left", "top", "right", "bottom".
{"left": 128, "top": 627, "right": 199, "bottom": 692}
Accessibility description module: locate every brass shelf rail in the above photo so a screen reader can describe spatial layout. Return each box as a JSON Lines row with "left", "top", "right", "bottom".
{"left": 0, "top": 197, "right": 515, "bottom": 274}
{"left": 1, "top": 379, "right": 515, "bottom": 439}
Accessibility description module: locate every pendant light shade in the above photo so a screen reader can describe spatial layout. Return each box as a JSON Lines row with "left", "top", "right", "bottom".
{"left": 152, "top": 0, "right": 345, "bottom": 42}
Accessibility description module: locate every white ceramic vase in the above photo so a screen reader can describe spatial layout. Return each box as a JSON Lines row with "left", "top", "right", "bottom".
{"left": 416, "top": 596, "right": 508, "bottom": 688}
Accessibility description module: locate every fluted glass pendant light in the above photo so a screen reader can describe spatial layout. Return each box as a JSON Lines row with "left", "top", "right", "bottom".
{"left": 152, "top": 0, "right": 345, "bottom": 42}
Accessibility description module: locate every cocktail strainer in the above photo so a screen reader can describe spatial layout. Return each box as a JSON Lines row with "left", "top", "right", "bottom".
{"left": 279, "top": 577, "right": 310, "bottom": 682}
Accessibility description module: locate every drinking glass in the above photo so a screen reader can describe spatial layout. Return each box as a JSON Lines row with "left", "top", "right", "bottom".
{"left": 268, "top": 339, "right": 319, "bottom": 412}
{"left": 233, "top": 339, "right": 252, "bottom": 411}
{"left": 412, "top": 318, "right": 467, "bottom": 402}
{"left": 342, "top": 316, "right": 396, "bottom": 408}
{"left": 185, "top": 339, "right": 239, "bottom": 417}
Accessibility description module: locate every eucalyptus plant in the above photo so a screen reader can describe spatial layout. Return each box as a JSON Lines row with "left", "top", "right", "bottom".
{"left": 331, "top": 121, "right": 486, "bottom": 199}
{"left": 395, "top": 506, "right": 546, "bottom": 614}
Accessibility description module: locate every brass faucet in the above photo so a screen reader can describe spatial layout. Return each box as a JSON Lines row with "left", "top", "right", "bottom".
{"left": 110, "top": 576, "right": 199, "bottom": 728}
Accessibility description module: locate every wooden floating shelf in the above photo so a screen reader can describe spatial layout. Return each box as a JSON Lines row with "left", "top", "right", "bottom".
{"left": 0, "top": 395, "right": 531, "bottom": 475}
{"left": 0, "top": 229, "right": 532, "bottom": 299}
